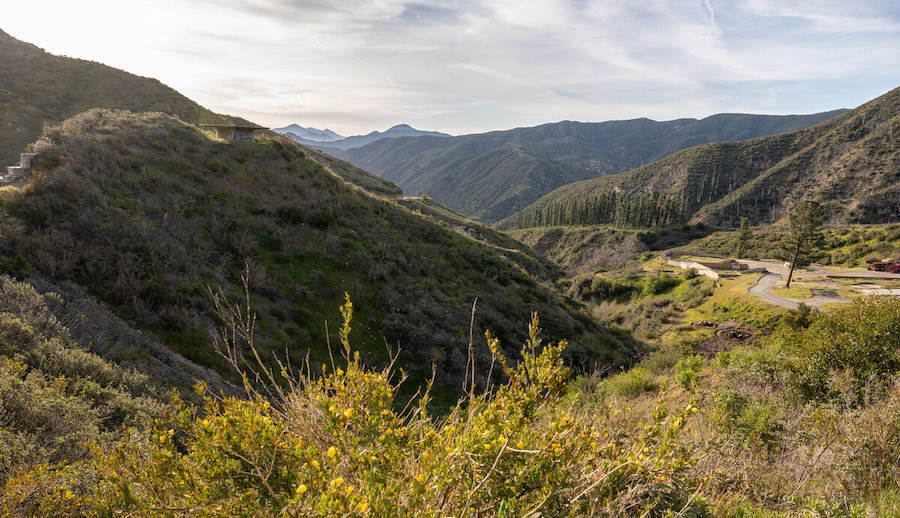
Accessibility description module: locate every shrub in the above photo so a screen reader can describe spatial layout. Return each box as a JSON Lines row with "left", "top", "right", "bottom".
{"left": 674, "top": 355, "right": 704, "bottom": 392}
{"left": 605, "top": 367, "right": 659, "bottom": 397}
{"left": 794, "top": 297, "right": 900, "bottom": 402}
{"left": 3, "top": 297, "right": 706, "bottom": 517}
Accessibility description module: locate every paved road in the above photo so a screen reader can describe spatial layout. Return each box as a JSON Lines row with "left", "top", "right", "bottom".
{"left": 747, "top": 273, "right": 800, "bottom": 309}
{"left": 746, "top": 272, "right": 853, "bottom": 310}
{"left": 740, "top": 260, "right": 899, "bottom": 310}
{"left": 670, "top": 252, "right": 900, "bottom": 309}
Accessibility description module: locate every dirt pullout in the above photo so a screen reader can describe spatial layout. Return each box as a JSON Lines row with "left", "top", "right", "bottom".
{"left": 693, "top": 320, "right": 760, "bottom": 357}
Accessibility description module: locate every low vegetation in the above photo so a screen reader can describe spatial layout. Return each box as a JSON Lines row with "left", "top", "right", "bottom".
{"left": 576, "top": 296, "right": 900, "bottom": 515}
{"left": 5, "top": 282, "right": 898, "bottom": 515}
{"left": 2, "top": 297, "right": 704, "bottom": 517}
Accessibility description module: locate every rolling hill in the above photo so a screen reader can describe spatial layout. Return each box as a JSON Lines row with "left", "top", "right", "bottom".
{"left": 0, "top": 28, "right": 235, "bottom": 166}
{"left": 0, "top": 109, "right": 634, "bottom": 404}
{"left": 337, "top": 111, "right": 846, "bottom": 223}
{"left": 507, "top": 86, "right": 900, "bottom": 229}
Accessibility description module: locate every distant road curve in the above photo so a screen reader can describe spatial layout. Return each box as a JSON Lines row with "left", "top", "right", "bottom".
{"left": 741, "top": 260, "right": 900, "bottom": 310}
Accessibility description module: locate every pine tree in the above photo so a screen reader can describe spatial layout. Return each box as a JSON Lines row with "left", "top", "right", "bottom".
{"left": 779, "top": 200, "right": 825, "bottom": 288}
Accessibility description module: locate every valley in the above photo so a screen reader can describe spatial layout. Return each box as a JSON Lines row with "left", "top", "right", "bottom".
{"left": 1, "top": 24, "right": 900, "bottom": 518}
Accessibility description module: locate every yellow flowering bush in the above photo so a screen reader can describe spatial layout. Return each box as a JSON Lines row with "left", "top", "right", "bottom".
{"left": 2, "top": 295, "right": 706, "bottom": 516}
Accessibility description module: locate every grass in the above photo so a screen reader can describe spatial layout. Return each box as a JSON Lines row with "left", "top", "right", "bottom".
{"left": 769, "top": 286, "right": 812, "bottom": 299}
{"left": 684, "top": 274, "right": 786, "bottom": 329}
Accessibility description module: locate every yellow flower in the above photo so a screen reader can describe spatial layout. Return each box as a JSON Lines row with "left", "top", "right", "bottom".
{"left": 344, "top": 408, "right": 355, "bottom": 418}
{"left": 296, "top": 484, "right": 307, "bottom": 495}
{"left": 311, "top": 460, "right": 320, "bottom": 469}
{"left": 327, "top": 446, "right": 338, "bottom": 459}
{"left": 416, "top": 474, "right": 425, "bottom": 483}
{"left": 357, "top": 501, "right": 369, "bottom": 512}
{"left": 330, "top": 477, "right": 344, "bottom": 489}
{"left": 517, "top": 441, "right": 526, "bottom": 449}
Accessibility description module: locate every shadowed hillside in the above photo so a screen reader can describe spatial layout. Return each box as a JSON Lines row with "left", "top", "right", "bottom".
{"left": 507, "top": 86, "right": 899, "bottom": 229}
{"left": 338, "top": 111, "right": 846, "bottom": 222}
{"left": 0, "top": 109, "right": 634, "bottom": 403}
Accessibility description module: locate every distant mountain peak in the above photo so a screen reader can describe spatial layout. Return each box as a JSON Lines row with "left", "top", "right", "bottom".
{"left": 279, "top": 122, "right": 450, "bottom": 151}
{"left": 272, "top": 123, "right": 344, "bottom": 143}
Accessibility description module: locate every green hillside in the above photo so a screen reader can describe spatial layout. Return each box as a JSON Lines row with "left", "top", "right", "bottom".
{"left": 509, "top": 86, "right": 900, "bottom": 229}
{"left": 0, "top": 29, "right": 233, "bottom": 165}
{"left": 0, "top": 109, "right": 633, "bottom": 403}
{"left": 339, "top": 111, "right": 845, "bottom": 222}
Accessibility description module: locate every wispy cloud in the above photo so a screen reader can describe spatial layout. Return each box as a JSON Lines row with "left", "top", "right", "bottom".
{"left": 2, "top": 0, "right": 899, "bottom": 135}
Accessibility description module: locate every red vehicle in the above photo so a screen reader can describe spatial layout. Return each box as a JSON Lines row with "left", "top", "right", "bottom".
{"left": 867, "top": 259, "right": 899, "bottom": 272}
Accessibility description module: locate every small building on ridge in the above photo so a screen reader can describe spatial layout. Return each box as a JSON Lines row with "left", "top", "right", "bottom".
{"left": 200, "top": 123, "right": 268, "bottom": 142}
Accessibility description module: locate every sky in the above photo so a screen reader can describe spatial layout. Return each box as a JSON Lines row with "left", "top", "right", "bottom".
{"left": 4, "top": 0, "right": 900, "bottom": 136}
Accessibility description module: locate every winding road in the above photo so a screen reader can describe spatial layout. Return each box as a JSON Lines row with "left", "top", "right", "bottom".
{"left": 741, "top": 260, "right": 895, "bottom": 310}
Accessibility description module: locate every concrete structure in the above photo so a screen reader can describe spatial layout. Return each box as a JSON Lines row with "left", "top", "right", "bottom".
{"left": 200, "top": 123, "right": 268, "bottom": 142}
{"left": 667, "top": 259, "right": 720, "bottom": 280}
{"left": 2, "top": 152, "right": 39, "bottom": 183}
{"left": 697, "top": 259, "right": 749, "bottom": 271}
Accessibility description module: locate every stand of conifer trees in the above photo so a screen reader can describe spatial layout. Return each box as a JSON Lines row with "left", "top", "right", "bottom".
{"left": 515, "top": 191, "right": 683, "bottom": 229}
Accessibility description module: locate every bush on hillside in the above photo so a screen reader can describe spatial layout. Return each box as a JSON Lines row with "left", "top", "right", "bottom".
{"left": 3, "top": 297, "right": 707, "bottom": 517}
{"left": 793, "top": 297, "right": 900, "bottom": 403}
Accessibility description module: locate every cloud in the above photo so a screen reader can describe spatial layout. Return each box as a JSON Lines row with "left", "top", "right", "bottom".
{"left": 3, "top": 0, "right": 899, "bottom": 135}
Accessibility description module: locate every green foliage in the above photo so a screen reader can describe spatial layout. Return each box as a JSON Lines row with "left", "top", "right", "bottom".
{"left": 780, "top": 302, "right": 814, "bottom": 330}
{"left": 0, "top": 275, "right": 164, "bottom": 487}
{"left": 578, "top": 272, "right": 683, "bottom": 304}
{"left": 604, "top": 367, "right": 659, "bottom": 397}
{"left": 2, "top": 305, "right": 705, "bottom": 517}
{"left": 712, "top": 391, "right": 784, "bottom": 454}
{"left": 674, "top": 355, "right": 704, "bottom": 391}
{"left": 734, "top": 217, "right": 752, "bottom": 258}
{"left": 793, "top": 297, "right": 900, "bottom": 403}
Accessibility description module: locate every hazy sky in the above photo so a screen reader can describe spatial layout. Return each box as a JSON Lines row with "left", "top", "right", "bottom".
{"left": 5, "top": 0, "right": 900, "bottom": 136}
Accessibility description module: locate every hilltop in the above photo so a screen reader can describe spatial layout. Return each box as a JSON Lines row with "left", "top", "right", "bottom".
{"left": 508, "top": 86, "right": 899, "bottom": 229}
{"left": 0, "top": 29, "right": 236, "bottom": 165}
{"left": 337, "top": 111, "right": 846, "bottom": 223}
{"left": 0, "top": 109, "right": 633, "bottom": 404}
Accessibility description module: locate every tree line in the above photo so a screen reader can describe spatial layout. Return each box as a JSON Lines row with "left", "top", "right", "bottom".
{"left": 514, "top": 191, "right": 684, "bottom": 229}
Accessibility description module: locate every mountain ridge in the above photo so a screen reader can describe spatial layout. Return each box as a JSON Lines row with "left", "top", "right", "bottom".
{"left": 505, "top": 86, "right": 899, "bottom": 229}
{"left": 273, "top": 124, "right": 344, "bottom": 142}
{"left": 279, "top": 123, "right": 451, "bottom": 151}
{"left": 336, "top": 110, "right": 847, "bottom": 222}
